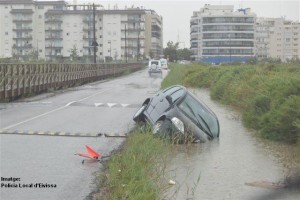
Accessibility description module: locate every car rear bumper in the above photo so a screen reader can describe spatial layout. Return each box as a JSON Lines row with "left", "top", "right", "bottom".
{"left": 148, "top": 69, "right": 162, "bottom": 73}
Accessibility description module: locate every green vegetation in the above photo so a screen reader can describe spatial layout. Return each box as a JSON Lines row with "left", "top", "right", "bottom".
{"left": 98, "top": 129, "right": 170, "bottom": 200}
{"left": 163, "top": 41, "right": 193, "bottom": 62}
{"left": 162, "top": 63, "right": 300, "bottom": 145}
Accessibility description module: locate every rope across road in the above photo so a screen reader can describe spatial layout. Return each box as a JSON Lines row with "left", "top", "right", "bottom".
{"left": 0, "top": 129, "right": 127, "bottom": 137}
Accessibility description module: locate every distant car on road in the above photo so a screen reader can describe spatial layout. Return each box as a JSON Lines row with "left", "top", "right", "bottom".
{"left": 133, "top": 85, "right": 220, "bottom": 143}
{"left": 148, "top": 60, "right": 162, "bottom": 76}
{"left": 160, "top": 58, "right": 168, "bottom": 69}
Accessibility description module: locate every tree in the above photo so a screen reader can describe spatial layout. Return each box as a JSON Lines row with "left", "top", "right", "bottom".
{"left": 163, "top": 41, "right": 179, "bottom": 62}
{"left": 70, "top": 45, "right": 79, "bottom": 62}
{"left": 177, "top": 48, "right": 193, "bottom": 61}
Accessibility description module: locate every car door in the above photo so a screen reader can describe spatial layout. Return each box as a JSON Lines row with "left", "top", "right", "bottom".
{"left": 144, "top": 90, "right": 163, "bottom": 123}
{"left": 150, "top": 86, "right": 183, "bottom": 123}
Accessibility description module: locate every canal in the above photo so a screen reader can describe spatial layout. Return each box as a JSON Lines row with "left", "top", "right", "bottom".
{"left": 164, "top": 89, "right": 300, "bottom": 200}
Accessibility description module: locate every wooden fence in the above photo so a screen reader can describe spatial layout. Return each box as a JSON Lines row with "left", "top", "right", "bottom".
{"left": 0, "top": 63, "right": 144, "bottom": 101}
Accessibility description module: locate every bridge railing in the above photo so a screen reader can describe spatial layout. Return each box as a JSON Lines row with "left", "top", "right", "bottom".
{"left": 0, "top": 63, "right": 144, "bottom": 101}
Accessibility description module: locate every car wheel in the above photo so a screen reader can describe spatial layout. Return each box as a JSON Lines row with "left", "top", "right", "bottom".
{"left": 133, "top": 104, "right": 147, "bottom": 122}
{"left": 153, "top": 119, "right": 184, "bottom": 144}
{"left": 153, "top": 120, "right": 172, "bottom": 138}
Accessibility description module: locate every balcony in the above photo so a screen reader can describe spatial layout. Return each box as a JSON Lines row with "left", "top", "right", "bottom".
{"left": 13, "top": 35, "right": 33, "bottom": 40}
{"left": 121, "top": 18, "right": 145, "bottom": 23}
{"left": 45, "top": 18, "right": 63, "bottom": 23}
{"left": 45, "top": 45, "right": 63, "bottom": 49}
{"left": 13, "top": 44, "right": 32, "bottom": 49}
{"left": 45, "top": 37, "right": 63, "bottom": 40}
{"left": 11, "top": 9, "right": 33, "bottom": 14}
{"left": 13, "top": 27, "right": 32, "bottom": 31}
{"left": 121, "top": 28, "right": 144, "bottom": 31}
{"left": 45, "top": 29, "right": 63, "bottom": 32}
{"left": 13, "top": 19, "right": 32, "bottom": 23}
{"left": 152, "top": 21, "right": 162, "bottom": 29}
{"left": 121, "top": 34, "right": 145, "bottom": 39}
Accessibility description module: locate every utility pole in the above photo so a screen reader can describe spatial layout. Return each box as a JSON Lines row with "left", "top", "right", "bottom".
{"left": 92, "top": 3, "right": 98, "bottom": 64}
{"left": 37, "top": 39, "right": 39, "bottom": 60}
{"left": 125, "top": 24, "right": 127, "bottom": 63}
{"left": 137, "top": 29, "right": 140, "bottom": 61}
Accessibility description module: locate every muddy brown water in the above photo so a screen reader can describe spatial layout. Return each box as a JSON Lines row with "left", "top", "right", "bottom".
{"left": 163, "top": 89, "right": 300, "bottom": 200}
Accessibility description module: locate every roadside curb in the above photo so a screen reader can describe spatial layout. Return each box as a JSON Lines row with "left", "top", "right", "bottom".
{"left": 0, "top": 130, "right": 128, "bottom": 138}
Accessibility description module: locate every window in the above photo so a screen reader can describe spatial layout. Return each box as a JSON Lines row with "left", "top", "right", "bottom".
{"left": 66, "top": 32, "right": 69, "bottom": 36}
{"left": 178, "top": 94, "right": 219, "bottom": 137}
{"left": 38, "top": 5, "right": 44, "bottom": 9}
{"left": 39, "top": 15, "right": 42, "bottom": 19}
{"left": 53, "top": 5, "right": 63, "bottom": 10}
{"left": 5, "top": 32, "right": 8, "bottom": 35}
{"left": 170, "top": 89, "right": 184, "bottom": 103}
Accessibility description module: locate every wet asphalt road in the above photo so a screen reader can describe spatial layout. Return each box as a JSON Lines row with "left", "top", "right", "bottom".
{"left": 0, "top": 68, "right": 165, "bottom": 200}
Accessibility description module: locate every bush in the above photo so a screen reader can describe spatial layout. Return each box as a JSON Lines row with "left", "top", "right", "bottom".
{"left": 260, "top": 96, "right": 300, "bottom": 143}
{"left": 162, "top": 63, "right": 300, "bottom": 144}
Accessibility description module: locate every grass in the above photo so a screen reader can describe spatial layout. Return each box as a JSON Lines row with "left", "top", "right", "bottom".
{"left": 96, "top": 128, "right": 171, "bottom": 200}
{"left": 161, "top": 63, "right": 300, "bottom": 145}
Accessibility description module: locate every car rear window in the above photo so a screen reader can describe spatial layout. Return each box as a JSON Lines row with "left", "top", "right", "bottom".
{"left": 150, "top": 61, "right": 159, "bottom": 65}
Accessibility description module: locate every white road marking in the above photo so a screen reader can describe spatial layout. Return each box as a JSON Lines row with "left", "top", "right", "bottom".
{"left": 3, "top": 89, "right": 110, "bottom": 130}
{"left": 94, "top": 103, "right": 104, "bottom": 107}
{"left": 107, "top": 103, "right": 117, "bottom": 108}
{"left": 121, "top": 104, "right": 130, "bottom": 107}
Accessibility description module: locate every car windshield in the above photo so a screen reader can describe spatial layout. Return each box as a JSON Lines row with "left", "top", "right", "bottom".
{"left": 178, "top": 94, "right": 219, "bottom": 137}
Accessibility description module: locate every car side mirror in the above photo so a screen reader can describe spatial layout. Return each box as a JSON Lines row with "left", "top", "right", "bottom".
{"left": 166, "top": 95, "right": 172, "bottom": 105}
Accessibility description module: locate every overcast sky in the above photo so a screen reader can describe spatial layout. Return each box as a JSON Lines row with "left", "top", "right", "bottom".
{"left": 66, "top": 0, "right": 300, "bottom": 48}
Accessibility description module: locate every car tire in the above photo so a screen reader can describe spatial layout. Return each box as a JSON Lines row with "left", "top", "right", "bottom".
{"left": 153, "top": 119, "right": 185, "bottom": 143}
{"left": 153, "top": 119, "right": 172, "bottom": 138}
{"left": 133, "top": 104, "right": 147, "bottom": 122}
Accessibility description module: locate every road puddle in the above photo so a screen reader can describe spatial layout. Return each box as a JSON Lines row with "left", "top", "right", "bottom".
{"left": 163, "top": 89, "right": 300, "bottom": 200}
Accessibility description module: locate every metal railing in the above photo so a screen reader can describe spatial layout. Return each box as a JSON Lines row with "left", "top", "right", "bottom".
{"left": 0, "top": 63, "right": 143, "bottom": 101}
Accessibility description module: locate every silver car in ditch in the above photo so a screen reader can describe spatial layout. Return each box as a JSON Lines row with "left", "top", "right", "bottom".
{"left": 133, "top": 85, "right": 220, "bottom": 143}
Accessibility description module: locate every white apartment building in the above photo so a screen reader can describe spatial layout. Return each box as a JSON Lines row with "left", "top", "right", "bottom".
{"left": 256, "top": 18, "right": 300, "bottom": 61}
{"left": 0, "top": 0, "right": 163, "bottom": 62}
{"left": 190, "top": 5, "right": 256, "bottom": 63}
{"left": 145, "top": 10, "right": 163, "bottom": 59}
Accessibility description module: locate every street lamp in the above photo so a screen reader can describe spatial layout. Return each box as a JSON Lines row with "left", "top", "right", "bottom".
{"left": 108, "top": 40, "right": 112, "bottom": 57}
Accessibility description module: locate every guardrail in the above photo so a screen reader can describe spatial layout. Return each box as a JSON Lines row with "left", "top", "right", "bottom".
{"left": 0, "top": 63, "right": 144, "bottom": 101}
